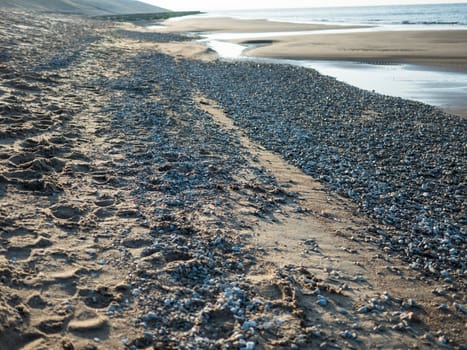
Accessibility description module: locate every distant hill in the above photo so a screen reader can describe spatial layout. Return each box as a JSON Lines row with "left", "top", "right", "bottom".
{"left": 0, "top": 0, "right": 167, "bottom": 15}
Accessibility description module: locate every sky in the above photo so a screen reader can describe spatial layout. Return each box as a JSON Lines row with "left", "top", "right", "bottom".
{"left": 140, "top": 0, "right": 467, "bottom": 11}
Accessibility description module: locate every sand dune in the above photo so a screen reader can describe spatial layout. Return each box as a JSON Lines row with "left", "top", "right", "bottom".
{"left": 0, "top": 0, "right": 166, "bottom": 15}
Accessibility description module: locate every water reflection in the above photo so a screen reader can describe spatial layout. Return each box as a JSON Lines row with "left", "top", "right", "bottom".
{"left": 203, "top": 37, "right": 467, "bottom": 111}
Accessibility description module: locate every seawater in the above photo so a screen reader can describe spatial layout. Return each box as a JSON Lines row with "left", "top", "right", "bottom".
{"left": 207, "top": 3, "right": 467, "bottom": 27}
{"left": 195, "top": 3, "right": 467, "bottom": 112}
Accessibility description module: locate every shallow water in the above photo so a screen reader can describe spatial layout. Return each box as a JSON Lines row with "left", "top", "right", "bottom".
{"left": 202, "top": 24, "right": 465, "bottom": 41}
{"left": 202, "top": 38, "right": 467, "bottom": 112}
{"left": 295, "top": 60, "right": 467, "bottom": 110}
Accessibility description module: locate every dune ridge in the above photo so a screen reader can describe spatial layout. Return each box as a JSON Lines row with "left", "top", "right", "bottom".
{"left": 0, "top": 0, "right": 166, "bottom": 15}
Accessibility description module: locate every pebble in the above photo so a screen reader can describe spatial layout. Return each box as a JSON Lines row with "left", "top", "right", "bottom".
{"left": 341, "top": 330, "right": 358, "bottom": 339}
{"left": 437, "top": 335, "right": 449, "bottom": 345}
{"left": 437, "top": 304, "right": 449, "bottom": 311}
{"left": 317, "top": 295, "right": 329, "bottom": 306}
{"left": 241, "top": 320, "right": 257, "bottom": 330}
{"left": 242, "top": 341, "right": 255, "bottom": 350}
{"left": 357, "top": 306, "right": 370, "bottom": 314}
{"left": 144, "top": 312, "right": 158, "bottom": 321}
{"left": 453, "top": 302, "right": 467, "bottom": 314}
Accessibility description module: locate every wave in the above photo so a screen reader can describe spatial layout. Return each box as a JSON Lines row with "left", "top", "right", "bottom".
{"left": 400, "top": 20, "right": 463, "bottom": 25}
{"left": 215, "top": 3, "right": 467, "bottom": 28}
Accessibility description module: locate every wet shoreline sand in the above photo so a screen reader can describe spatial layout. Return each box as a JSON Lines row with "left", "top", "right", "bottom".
{"left": 161, "top": 16, "right": 467, "bottom": 116}
{"left": 161, "top": 16, "right": 467, "bottom": 72}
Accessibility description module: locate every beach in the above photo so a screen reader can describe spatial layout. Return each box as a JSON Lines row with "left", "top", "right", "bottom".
{"left": 160, "top": 16, "right": 467, "bottom": 117}
{"left": 161, "top": 16, "right": 467, "bottom": 71}
{"left": 0, "top": 7, "right": 466, "bottom": 350}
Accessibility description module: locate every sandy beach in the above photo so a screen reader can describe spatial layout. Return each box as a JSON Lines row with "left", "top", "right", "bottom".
{"left": 0, "top": 8, "right": 466, "bottom": 350}
{"left": 242, "top": 30, "right": 467, "bottom": 71}
{"left": 162, "top": 17, "right": 467, "bottom": 71}
{"left": 158, "top": 16, "right": 362, "bottom": 33}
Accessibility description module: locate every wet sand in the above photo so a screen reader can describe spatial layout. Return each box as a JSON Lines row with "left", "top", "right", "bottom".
{"left": 162, "top": 16, "right": 467, "bottom": 72}
{"left": 0, "top": 9, "right": 466, "bottom": 350}
{"left": 242, "top": 30, "right": 467, "bottom": 71}
{"left": 158, "top": 16, "right": 362, "bottom": 33}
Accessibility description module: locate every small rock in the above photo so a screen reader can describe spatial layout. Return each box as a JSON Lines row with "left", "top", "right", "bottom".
{"left": 243, "top": 341, "right": 255, "bottom": 350}
{"left": 241, "top": 320, "right": 257, "bottom": 330}
{"left": 340, "top": 330, "right": 357, "bottom": 339}
{"left": 317, "top": 295, "right": 328, "bottom": 307}
{"left": 357, "top": 306, "right": 370, "bottom": 313}
{"left": 453, "top": 302, "right": 467, "bottom": 314}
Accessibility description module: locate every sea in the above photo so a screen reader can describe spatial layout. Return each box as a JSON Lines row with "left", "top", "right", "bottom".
{"left": 207, "top": 3, "right": 467, "bottom": 27}
{"left": 186, "top": 3, "right": 467, "bottom": 112}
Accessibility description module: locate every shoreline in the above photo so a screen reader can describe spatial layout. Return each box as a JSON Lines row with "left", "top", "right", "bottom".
{"left": 160, "top": 16, "right": 467, "bottom": 116}
{"left": 160, "top": 16, "right": 467, "bottom": 72}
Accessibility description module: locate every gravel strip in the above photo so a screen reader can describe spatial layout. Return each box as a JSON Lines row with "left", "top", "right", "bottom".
{"left": 180, "top": 58, "right": 466, "bottom": 282}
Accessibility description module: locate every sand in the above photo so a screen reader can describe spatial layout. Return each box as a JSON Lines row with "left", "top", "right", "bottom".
{"left": 0, "top": 8, "right": 466, "bottom": 350}
{"left": 162, "top": 16, "right": 467, "bottom": 72}
{"left": 241, "top": 30, "right": 467, "bottom": 71}
{"left": 159, "top": 16, "right": 362, "bottom": 33}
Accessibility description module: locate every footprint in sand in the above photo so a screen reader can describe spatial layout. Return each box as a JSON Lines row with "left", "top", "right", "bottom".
{"left": 2, "top": 227, "right": 37, "bottom": 239}
{"left": 32, "top": 119, "right": 54, "bottom": 131}
{"left": 91, "top": 173, "right": 112, "bottom": 185}
{"left": 0, "top": 183, "right": 5, "bottom": 198}
{"left": 63, "top": 162, "right": 91, "bottom": 175}
{"left": 200, "top": 309, "right": 235, "bottom": 339}
{"left": 47, "top": 135, "right": 69, "bottom": 145}
{"left": 5, "top": 247, "right": 32, "bottom": 261}
{"left": 93, "top": 207, "right": 115, "bottom": 219}
{"left": 5, "top": 237, "right": 52, "bottom": 261}
{"left": 4, "top": 170, "right": 60, "bottom": 192}
{"left": 116, "top": 208, "right": 140, "bottom": 219}
{"left": 20, "top": 157, "right": 66, "bottom": 173}
{"left": 65, "top": 151, "right": 90, "bottom": 162}
{"left": 68, "top": 311, "right": 108, "bottom": 333}
{"left": 5, "top": 169, "right": 41, "bottom": 181}
{"left": 94, "top": 195, "right": 114, "bottom": 207}
{"left": 256, "top": 281, "right": 284, "bottom": 301}
{"left": 121, "top": 238, "right": 153, "bottom": 249}
{"left": 51, "top": 204, "right": 85, "bottom": 222}
{"left": 0, "top": 331, "right": 43, "bottom": 350}
{"left": 48, "top": 267, "right": 86, "bottom": 281}
{"left": 24, "top": 267, "right": 87, "bottom": 298}
{"left": 78, "top": 286, "right": 115, "bottom": 308}
{"left": 35, "top": 317, "right": 65, "bottom": 334}
{"left": 19, "top": 138, "right": 48, "bottom": 149}
{"left": 26, "top": 294, "right": 47, "bottom": 309}
{"left": 8, "top": 152, "right": 36, "bottom": 166}
{"left": 93, "top": 195, "right": 116, "bottom": 217}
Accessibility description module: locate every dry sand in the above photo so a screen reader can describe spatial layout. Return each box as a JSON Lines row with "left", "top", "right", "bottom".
{"left": 0, "top": 9, "right": 466, "bottom": 350}
{"left": 162, "top": 17, "right": 467, "bottom": 72}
